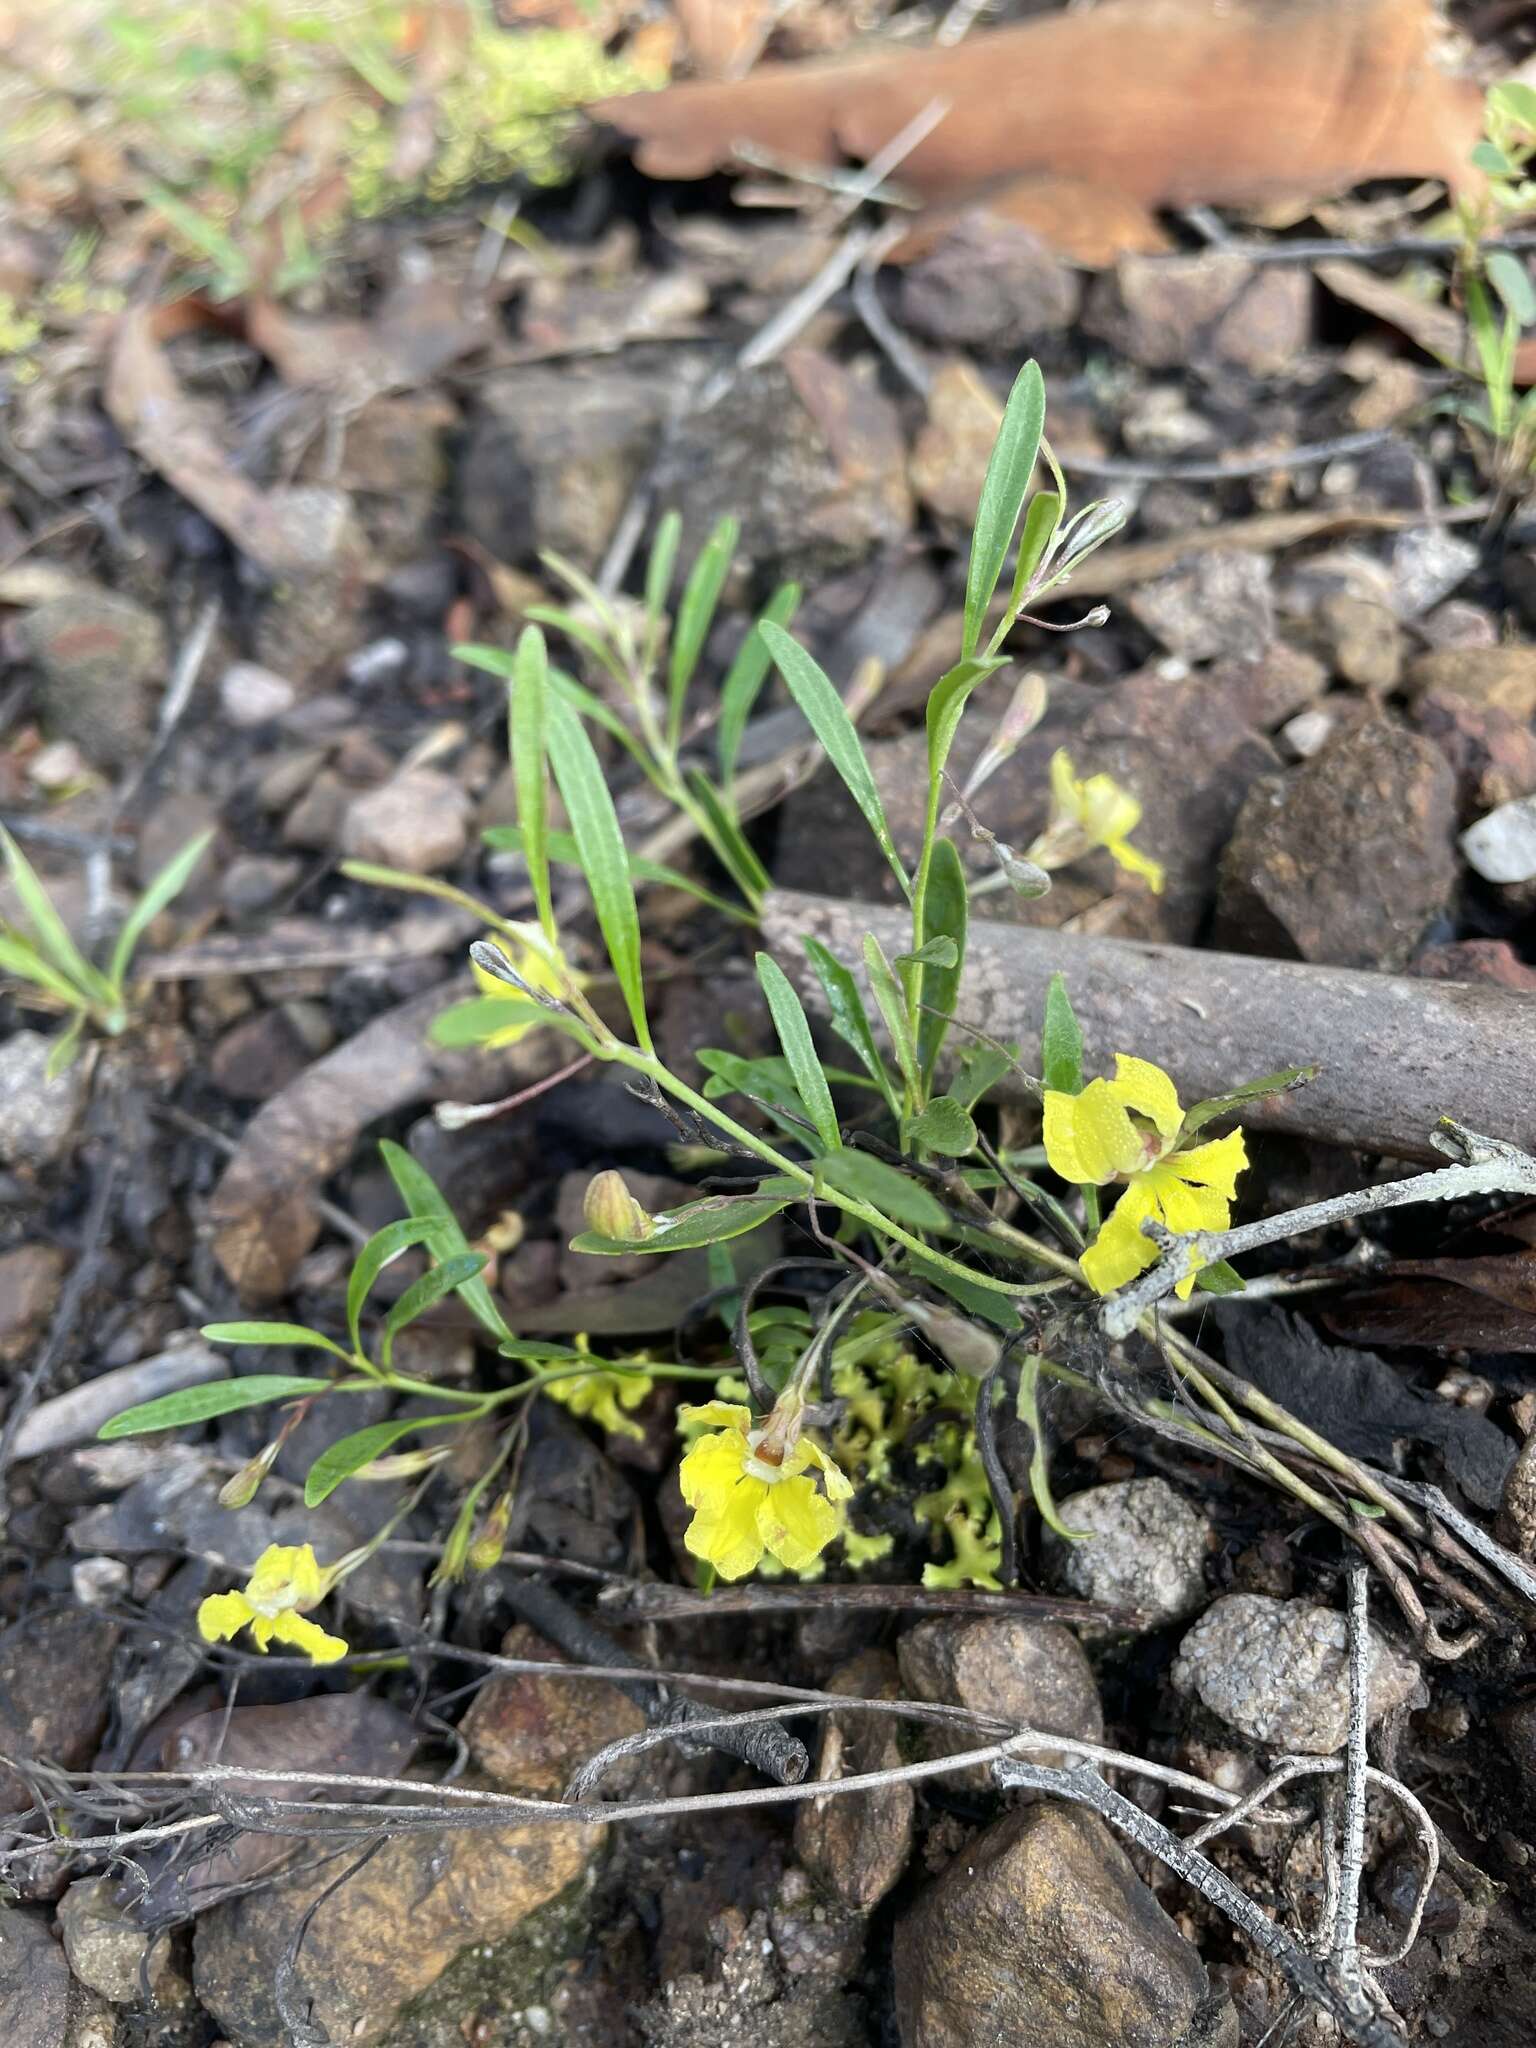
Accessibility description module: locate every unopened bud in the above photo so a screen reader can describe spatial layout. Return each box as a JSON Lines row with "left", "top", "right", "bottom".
{"left": 995, "top": 843, "right": 1052, "bottom": 899}
{"left": 582, "top": 1169, "right": 653, "bottom": 1242}
{"left": 961, "top": 672, "right": 1050, "bottom": 803}
{"left": 468, "top": 1490, "right": 514, "bottom": 1573}
{"left": 218, "top": 1440, "right": 280, "bottom": 1509}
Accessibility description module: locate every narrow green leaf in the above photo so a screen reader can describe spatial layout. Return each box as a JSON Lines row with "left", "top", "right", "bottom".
{"left": 925, "top": 656, "right": 1009, "bottom": 798}
{"left": 1473, "top": 139, "right": 1516, "bottom": 175}
{"left": 305, "top": 1416, "right": 447, "bottom": 1506}
{"left": 817, "top": 1149, "right": 948, "bottom": 1232}
{"left": 669, "top": 515, "right": 738, "bottom": 747}
{"left": 644, "top": 509, "right": 681, "bottom": 649}
{"left": 700, "top": 1048, "right": 848, "bottom": 1141}
{"left": 572, "top": 1183, "right": 798, "bottom": 1255}
{"left": 98, "top": 1375, "right": 328, "bottom": 1439}
{"left": 1194, "top": 1259, "right": 1246, "bottom": 1297}
{"left": 508, "top": 624, "right": 555, "bottom": 945}
{"left": 897, "top": 936, "right": 958, "bottom": 971}
{"left": 717, "top": 582, "right": 800, "bottom": 793}
{"left": 0, "top": 929, "right": 89, "bottom": 1010}
{"left": 1006, "top": 488, "right": 1062, "bottom": 613}
{"left": 380, "top": 1139, "right": 512, "bottom": 1342}
{"left": 963, "top": 359, "right": 1046, "bottom": 658}
{"left": 1488, "top": 249, "right": 1536, "bottom": 329}
{"left": 863, "top": 931, "right": 921, "bottom": 1102}
{"left": 546, "top": 694, "right": 650, "bottom": 1050}
{"left": 1017, "top": 1353, "right": 1088, "bottom": 1541}
{"left": 43, "top": 1013, "right": 86, "bottom": 1077}
{"left": 382, "top": 1251, "right": 487, "bottom": 1350}
{"left": 761, "top": 623, "right": 909, "bottom": 897}
{"left": 803, "top": 936, "right": 900, "bottom": 1117}
{"left": 107, "top": 827, "right": 215, "bottom": 993}
{"left": 427, "top": 996, "right": 549, "bottom": 1048}
{"left": 522, "top": 605, "right": 630, "bottom": 691}
{"left": 346, "top": 1219, "right": 434, "bottom": 1355}
{"left": 1041, "top": 973, "right": 1084, "bottom": 1096}
{"left": 1179, "top": 1064, "right": 1317, "bottom": 1137}
{"left": 202, "top": 1322, "right": 352, "bottom": 1355}
{"left": 483, "top": 824, "right": 749, "bottom": 925}
{"left": 917, "top": 837, "right": 968, "bottom": 1083}
{"left": 683, "top": 768, "right": 771, "bottom": 902}
{"left": 907, "top": 1252, "right": 1021, "bottom": 1330}
{"left": 0, "top": 827, "right": 114, "bottom": 1009}
{"left": 756, "top": 952, "right": 841, "bottom": 1153}
{"left": 908, "top": 1095, "right": 977, "bottom": 1157}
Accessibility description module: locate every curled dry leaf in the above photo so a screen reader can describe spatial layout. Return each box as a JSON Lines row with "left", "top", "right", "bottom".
{"left": 594, "top": 0, "right": 1481, "bottom": 265}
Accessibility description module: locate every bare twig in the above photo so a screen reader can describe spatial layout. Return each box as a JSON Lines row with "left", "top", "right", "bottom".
{"left": 594, "top": 1578, "right": 1144, "bottom": 1626}
{"left": 1335, "top": 1569, "right": 1371, "bottom": 1988}
{"left": 1057, "top": 427, "right": 1394, "bottom": 485}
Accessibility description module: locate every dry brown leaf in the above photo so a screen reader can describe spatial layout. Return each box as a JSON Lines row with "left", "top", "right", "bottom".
{"left": 672, "top": 0, "right": 776, "bottom": 79}
{"left": 1319, "top": 256, "right": 1536, "bottom": 386}
{"left": 245, "top": 273, "right": 493, "bottom": 402}
{"left": 104, "top": 305, "right": 358, "bottom": 579}
{"left": 594, "top": 0, "right": 1482, "bottom": 266}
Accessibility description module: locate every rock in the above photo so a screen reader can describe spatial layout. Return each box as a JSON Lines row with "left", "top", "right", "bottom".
{"left": 1171, "top": 1594, "right": 1421, "bottom": 1753}
{"left": 0, "top": 1032, "right": 90, "bottom": 1171}
{"left": 1316, "top": 594, "right": 1402, "bottom": 693}
{"left": 1127, "top": 550, "right": 1274, "bottom": 663}
{"left": 1420, "top": 598, "right": 1497, "bottom": 650}
{"left": 1416, "top": 689, "right": 1536, "bottom": 821}
{"left": 0, "top": 1243, "right": 67, "bottom": 1363}
{"left": 1373, "top": 1850, "right": 1463, "bottom": 1935}
{"left": 248, "top": 505, "right": 373, "bottom": 688}
{"left": 17, "top": 592, "right": 164, "bottom": 768}
{"left": 1215, "top": 718, "right": 1458, "bottom": 970}
{"left": 896, "top": 1617, "right": 1102, "bottom": 1783}
{"left": 210, "top": 1002, "right": 334, "bottom": 1101}
{"left": 1411, "top": 938, "right": 1536, "bottom": 991}
{"left": 1084, "top": 252, "right": 1308, "bottom": 374}
{"left": 1461, "top": 793, "right": 1536, "bottom": 883}
{"left": 340, "top": 768, "right": 472, "bottom": 874}
{"left": 794, "top": 1649, "right": 914, "bottom": 1911}
{"left": 337, "top": 393, "right": 452, "bottom": 569}
{"left": 460, "top": 1623, "right": 645, "bottom": 1796}
{"left": 58, "top": 1878, "right": 174, "bottom": 2006}
{"left": 1207, "top": 643, "right": 1327, "bottom": 731}
{"left": 281, "top": 766, "right": 354, "bottom": 850}
{"left": 909, "top": 360, "right": 1000, "bottom": 526}
{"left": 893, "top": 1802, "right": 1209, "bottom": 2048}
{"left": 897, "top": 213, "right": 1080, "bottom": 348}
{"left": 0, "top": 1904, "right": 75, "bottom": 2048}
{"left": 1389, "top": 526, "right": 1478, "bottom": 619}
{"left": 1405, "top": 644, "right": 1536, "bottom": 723}
{"left": 220, "top": 854, "right": 302, "bottom": 923}
{"left": 1280, "top": 707, "right": 1336, "bottom": 758}
{"left": 637, "top": 1905, "right": 866, "bottom": 2048}
{"left": 133, "top": 791, "right": 219, "bottom": 907}
{"left": 0, "top": 1609, "right": 119, "bottom": 1813}
{"left": 193, "top": 1791, "right": 595, "bottom": 2048}
{"left": 1044, "top": 1478, "right": 1210, "bottom": 1629}
{"left": 1119, "top": 384, "right": 1215, "bottom": 458}
{"left": 653, "top": 350, "right": 911, "bottom": 587}
{"left": 461, "top": 354, "right": 680, "bottom": 568}
{"left": 220, "top": 661, "right": 297, "bottom": 727}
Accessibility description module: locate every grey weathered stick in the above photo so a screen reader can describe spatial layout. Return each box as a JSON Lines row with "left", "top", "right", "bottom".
{"left": 765, "top": 890, "right": 1536, "bottom": 1162}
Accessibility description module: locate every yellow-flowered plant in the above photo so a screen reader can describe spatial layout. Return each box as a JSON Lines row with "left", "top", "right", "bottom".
{"left": 197, "top": 1543, "right": 349, "bottom": 1664}
{"left": 543, "top": 1335, "right": 654, "bottom": 1443}
{"left": 678, "top": 1397, "right": 853, "bottom": 1581}
{"left": 1044, "top": 1054, "right": 1247, "bottom": 1296}
{"left": 1028, "top": 749, "right": 1165, "bottom": 893}
{"left": 467, "top": 928, "right": 580, "bottom": 1048}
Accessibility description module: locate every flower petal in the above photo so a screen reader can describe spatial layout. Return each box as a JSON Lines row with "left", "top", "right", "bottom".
{"left": 1080, "top": 1181, "right": 1161, "bottom": 1295}
{"left": 685, "top": 1476, "right": 768, "bottom": 1581}
{"left": 197, "top": 1592, "right": 255, "bottom": 1644}
{"left": 1107, "top": 838, "right": 1165, "bottom": 894}
{"left": 678, "top": 1426, "right": 750, "bottom": 1508}
{"left": 756, "top": 1474, "right": 842, "bottom": 1574}
{"left": 1170, "top": 1128, "right": 1248, "bottom": 1197}
{"left": 1077, "top": 772, "right": 1141, "bottom": 846}
{"left": 796, "top": 1436, "right": 854, "bottom": 1501}
{"left": 677, "top": 1401, "right": 754, "bottom": 1434}
{"left": 245, "top": 1542, "right": 325, "bottom": 1611}
{"left": 1049, "top": 748, "right": 1079, "bottom": 816}
{"left": 270, "top": 1611, "right": 350, "bottom": 1665}
{"left": 1110, "top": 1055, "right": 1182, "bottom": 1139}
{"left": 1043, "top": 1078, "right": 1144, "bottom": 1185}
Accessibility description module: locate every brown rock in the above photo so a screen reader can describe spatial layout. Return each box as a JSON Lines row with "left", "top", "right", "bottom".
{"left": 18, "top": 591, "right": 165, "bottom": 769}
{"left": 280, "top": 766, "right": 353, "bottom": 850}
{"left": 461, "top": 1623, "right": 644, "bottom": 1797}
{"left": 1215, "top": 718, "right": 1458, "bottom": 970}
{"left": 1084, "top": 252, "right": 1307, "bottom": 374}
{"left": 0, "top": 1243, "right": 67, "bottom": 1363}
{"left": 794, "top": 1649, "right": 914, "bottom": 1911}
{"left": 1411, "top": 938, "right": 1536, "bottom": 991}
{"left": 909, "top": 360, "right": 999, "bottom": 526}
{"left": 1415, "top": 688, "right": 1536, "bottom": 821}
{"left": 1209, "top": 265, "right": 1313, "bottom": 376}
{"left": 1127, "top": 549, "right": 1274, "bottom": 663}
{"left": 1207, "top": 642, "right": 1327, "bottom": 731}
{"left": 340, "top": 767, "right": 472, "bottom": 874}
{"left": 210, "top": 1003, "right": 333, "bottom": 1102}
{"left": 1316, "top": 593, "right": 1403, "bottom": 694}
{"left": 897, "top": 212, "right": 1080, "bottom": 348}
{"left": 0, "top": 1610, "right": 119, "bottom": 1814}
{"left": 896, "top": 1617, "right": 1102, "bottom": 1785}
{"left": 893, "top": 1802, "right": 1209, "bottom": 2048}
{"left": 58, "top": 1876, "right": 176, "bottom": 2006}
{"left": 1406, "top": 645, "right": 1536, "bottom": 724}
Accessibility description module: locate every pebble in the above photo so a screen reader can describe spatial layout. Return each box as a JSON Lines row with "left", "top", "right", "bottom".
{"left": 0, "top": 1031, "right": 90, "bottom": 1170}
{"left": 0, "top": 1243, "right": 66, "bottom": 1363}
{"left": 1280, "top": 707, "right": 1337, "bottom": 758}
{"left": 219, "top": 661, "right": 297, "bottom": 727}
{"left": 1171, "top": 1593, "right": 1421, "bottom": 1753}
{"left": 340, "top": 766, "right": 472, "bottom": 874}
{"left": 220, "top": 854, "right": 301, "bottom": 923}
{"left": 893, "top": 1802, "right": 1213, "bottom": 2048}
{"left": 896, "top": 210, "right": 1081, "bottom": 347}
{"left": 17, "top": 589, "right": 165, "bottom": 768}
{"left": 1044, "top": 1477, "right": 1211, "bottom": 1628}
{"left": 343, "top": 635, "right": 410, "bottom": 688}
{"left": 1461, "top": 793, "right": 1536, "bottom": 883}
{"left": 0, "top": 1609, "right": 119, "bottom": 1814}
{"left": 1406, "top": 644, "right": 1536, "bottom": 723}
{"left": 1389, "top": 527, "right": 1478, "bottom": 619}
{"left": 59, "top": 1875, "right": 176, "bottom": 2005}
{"left": 1127, "top": 549, "right": 1274, "bottom": 663}
{"left": 896, "top": 1617, "right": 1102, "bottom": 1783}
{"left": 794, "top": 1649, "right": 914, "bottom": 1911}
{"left": 460, "top": 1623, "right": 645, "bottom": 1797}
{"left": 1316, "top": 593, "right": 1402, "bottom": 693}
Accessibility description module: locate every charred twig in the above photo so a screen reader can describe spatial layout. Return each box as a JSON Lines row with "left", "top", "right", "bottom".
{"left": 500, "top": 1576, "right": 809, "bottom": 1785}
{"left": 592, "top": 1578, "right": 1143, "bottom": 1627}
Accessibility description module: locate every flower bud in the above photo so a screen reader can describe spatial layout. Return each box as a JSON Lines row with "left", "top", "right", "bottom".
{"left": 582, "top": 1169, "right": 653, "bottom": 1242}
{"left": 218, "top": 1440, "right": 280, "bottom": 1509}
{"left": 468, "top": 1490, "right": 514, "bottom": 1573}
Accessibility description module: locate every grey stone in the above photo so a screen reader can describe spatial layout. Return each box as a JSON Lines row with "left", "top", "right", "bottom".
{"left": 219, "top": 661, "right": 296, "bottom": 727}
{"left": 1172, "top": 1594, "right": 1421, "bottom": 1753}
{"left": 794, "top": 1649, "right": 914, "bottom": 1910}
{"left": 894, "top": 1802, "right": 1209, "bottom": 2048}
{"left": 1044, "top": 1478, "right": 1210, "bottom": 1628}
{"left": 58, "top": 1878, "right": 173, "bottom": 2006}
{"left": 1127, "top": 550, "right": 1274, "bottom": 663}
{"left": 340, "top": 768, "right": 472, "bottom": 874}
{"left": 17, "top": 591, "right": 164, "bottom": 768}
{"left": 0, "top": 1904, "right": 75, "bottom": 2048}
{"left": 1406, "top": 644, "right": 1536, "bottom": 723}
{"left": 1316, "top": 594, "right": 1403, "bottom": 694}
{"left": 0, "top": 1031, "right": 90, "bottom": 1170}
{"left": 1461, "top": 794, "right": 1536, "bottom": 883}
{"left": 0, "top": 1609, "right": 119, "bottom": 1815}
{"left": 897, "top": 212, "right": 1080, "bottom": 348}
{"left": 896, "top": 1617, "right": 1102, "bottom": 1782}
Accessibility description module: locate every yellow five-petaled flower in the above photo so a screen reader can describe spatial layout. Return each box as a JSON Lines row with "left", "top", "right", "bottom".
{"left": 197, "top": 1543, "right": 349, "bottom": 1664}
{"left": 1043, "top": 1055, "right": 1246, "bottom": 1298}
{"left": 1034, "top": 750, "right": 1165, "bottom": 894}
{"left": 678, "top": 1401, "right": 852, "bottom": 1581}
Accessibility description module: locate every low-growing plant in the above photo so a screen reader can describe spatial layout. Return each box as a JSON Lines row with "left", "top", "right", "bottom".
{"left": 0, "top": 825, "right": 213, "bottom": 1072}
{"left": 1451, "top": 80, "right": 1536, "bottom": 488}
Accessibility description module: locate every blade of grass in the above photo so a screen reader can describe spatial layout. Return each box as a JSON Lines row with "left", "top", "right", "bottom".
{"left": 668, "top": 516, "right": 738, "bottom": 751}
{"left": 0, "top": 828, "right": 115, "bottom": 1012}
{"left": 717, "top": 582, "right": 800, "bottom": 796}
{"left": 106, "top": 827, "right": 214, "bottom": 993}
{"left": 546, "top": 695, "right": 651, "bottom": 1051}
{"left": 963, "top": 359, "right": 1045, "bottom": 659}
{"left": 508, "top": 624, "right": 555, "bottom": 946}
{"left": 756, "top": 952, "right": 841, "bottom": 1153}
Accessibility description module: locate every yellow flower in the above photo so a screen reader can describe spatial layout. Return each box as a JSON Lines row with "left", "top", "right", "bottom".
{"left": 677, "top": 1401, "right": 853, "bottom": 1581}
{"left": 470, "top": 926, "right": 577, "bottom": 1046}
{"left": 1034, "top": 750, "right": 1165, "bottom": 893}
{"left": 196, "top": 1543, "right": 349, "bottom": 1664}
{"left": 544, "top": 1339, "right": 654, "bottom": 1443}
{"left": 1043, "top": 1055, "right": 1247, "bottom": 1298}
